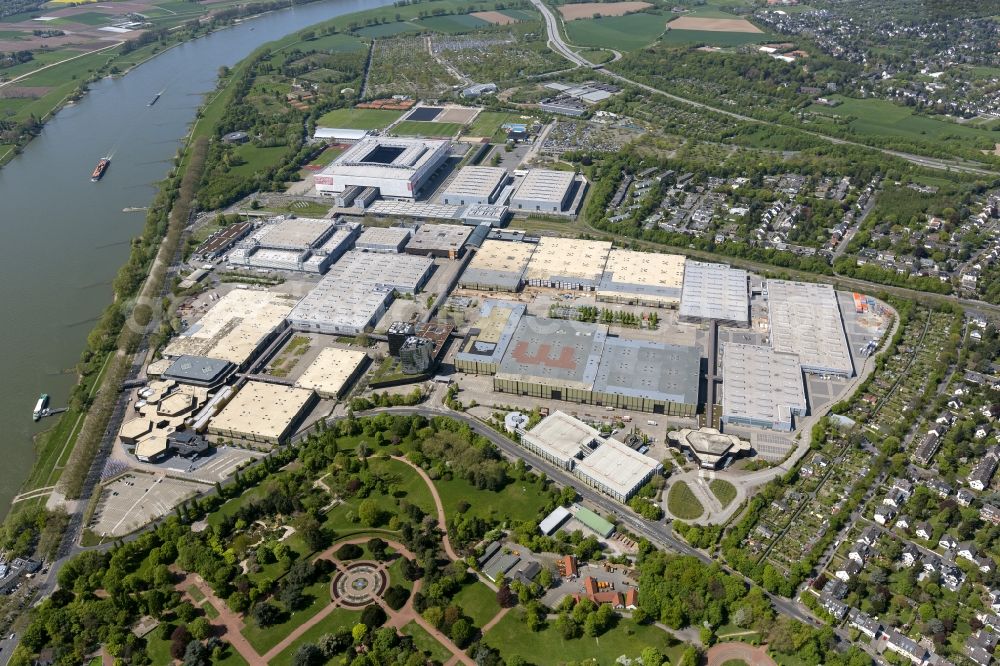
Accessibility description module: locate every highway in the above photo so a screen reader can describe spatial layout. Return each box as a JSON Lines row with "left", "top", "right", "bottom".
{"left": 526, "top": 0, "right": 999, "bottom": 178}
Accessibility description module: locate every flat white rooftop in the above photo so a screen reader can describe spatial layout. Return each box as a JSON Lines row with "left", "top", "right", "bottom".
{"left": 256, "top": 217, "right": 333, "bottom": 249}
{"left": 678, "top": 260, "right": 749, "bottom": 325}
{"left": 523, "top": 237, "right": 612, "bottom": 287}
{"left": 294, "top": 347, "right": 368, "bottom": 398}
{"left": 443, "top": 166, "right": 508, "bottom": 199}
{"left": 324, "top": 250, "right": 435, "bottom": 293}
{"left": 209, "top": 381, "right": 314, "bottom": 442}
{"left": 460, "top": 240, "right": 536, "bottom": 290}
{"left": 164, "top": 290, "right": 298, "bottom": 367}
{"left": 766, "top": 280, "right": 853, "bottom": 376}
{"left": 576, "top": 438, "right": 660, "bottom": 499}
{"left": 721, "top": 343, "right": 806, "bottom": 429}
{"left": 522, "top": 410, "right": 601, "bottom": 466}
{"left": 597, "top": 249, "right": 685, "bottom": 306}
{"left": 356, "top": 226, "right": 411, "bottom": 251}
{"left": 406, "top": 223, "right": 473, "bottom": 254}
{"left": 366, "top": 200, "right": 464, "bottom": 220}
{"left": 512, "top": 169, "right": 575, "bottom": 205}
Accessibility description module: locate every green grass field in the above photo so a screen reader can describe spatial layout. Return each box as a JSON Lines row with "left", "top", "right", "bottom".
{"left": 229, "top": 144, "right": 288, "bottom": 177}
{"left": 467, "top": 111, "right": 524, "bottom": 137}
{"left": 808, "top": 95, "right": 998, "bottom": 145}
{"left": 400, "top": 620, "right": 454, "bottom": 662}
{"left": 499, "top": 8, "right": 537, "bottom": 21}
{"left": 324, "top": 458, "right": 437, "bottom": 531}
{"left": 316, "top": 107, "right": 403, "bottom": 130}
{"left": 297, "top": 32, "right": 365, "bottom": 52}
{"left": 484, "top": 610, "right": 684, "bottom": 663}
{"left": 661, "top": 28, "right": 769, "bottom": 46}
{"left": 710, "top": 479, "right": 737, "bottom": 508}
{"left": 392, "top": 120, "right": 464, "bottom": 137}
{"left": 353, "top": 21, "right": 420, "bottom": 38}
{"left": 268, "top": 608, "right": 362, "bottom": 666}
{"left": 434, "top": 473, "right": 550, "bottom": 524}
{"left": 62, "top": 11, "right": 114, "bottom": 25}
{"left": 452, "top": 581, "right": 499, "bottom": 628}
{"left": 417, "top": 13, "right": 488, "bottom": 33}
{"left": 241, "top": 578, "right": 332, "bottom": 655}
{"left": 667, "top": 481, "right": 704, "bottom": 520}
{"left": 565, "top": 12, "right": 669, "bottom": 50}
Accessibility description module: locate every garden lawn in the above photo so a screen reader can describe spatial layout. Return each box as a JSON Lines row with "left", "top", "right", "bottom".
{"left": 452, "top": 581, "right": 499, "bottom": 628}
{"left": 710, "top": 479, "right": 737, "bottom": 508}
{"left": 316, "top": 107, "right": 403, "bottom": 130}
{"left": 417, "top": 14, "right": 489, "bottom": 33}
{"left": 206, "top": 484, "right": 269, "bottom": 528}
{"left": 229, "top": 144, "right": 287, "bottom": 177}
{"left": 392, "top": 120, "right": 464, "bottom": 137}
{"left": 808, "top": 95, "right": 997, "bottom": 145}
{"left": 667, "top": 481, "right": 704, "bottom": 519}
{"left": 565, "top": 13, "right": 669, "bottom": 51}
{"left": 268, "top": 608, "right": 362, "bottom": 666}
{"left": 434, "top": 473, "right": 549, "bottom": 524}
{"left": 241, "top": 578, "right": 333, "bottom": 655}
{"left": 400, "top": 620, "right": 454, "bottom": 662}
{"left": 305, "top": 145, "right": 345, "bottom": 167}
{"left": 484, "top": 610, "right": 683, "bottom": 663}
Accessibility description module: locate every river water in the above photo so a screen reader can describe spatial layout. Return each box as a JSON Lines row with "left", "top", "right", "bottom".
{"left": 0, "top": 0, "right": 387, "bottom": 514}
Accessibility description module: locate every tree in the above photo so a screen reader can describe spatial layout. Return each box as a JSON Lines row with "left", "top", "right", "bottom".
{"left": 352, "top": 623, "right": 368, "bottom": 643}
{"left": 188, "top": 617, "right": 212, "bottom": 640}
{"left": 292, "top": 643, "right": 324, "bottom": 666}
{"left": 367, "top": 538, "right": 388, "bottom": 560}
{"left": 358, "top": 498, "right": 381, "bottom": 527}
{"left": 640, "top": 646, "right": 664, "bottom": 666}
{"left": 182, "top": 640, "right": 210, "bottom": 666}
{"left": 496, "top": 583, "right": 516, "bottom": 608}
{"left": 294, "top": 513, "right": 327, "bottom": 552}
{"left": 450, "top": 618, "right": 473, "bottom": 647}
{"left": 361, "top": 603, "right": 387, "bottom": 629}
{"left": 251, "top": 601, "right": 282, "bottom": 628}
{"left": 170, "top": 626, "right": 192, "bottom": 660}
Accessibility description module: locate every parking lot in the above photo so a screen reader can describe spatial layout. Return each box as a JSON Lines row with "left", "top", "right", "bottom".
{"left": 138, "top": 445, "right": 261, "bottom": 483}
{"left": 91, "top": 472, "right": 205, "bottom": 537}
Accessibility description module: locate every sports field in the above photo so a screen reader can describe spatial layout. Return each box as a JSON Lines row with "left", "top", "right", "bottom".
{"left": 808, "top": 95, "right": 998, "bottom": 145}
{"left": 558, "top": 1, "right": 651, "bottom": 20}
{"left": 316, "top": 107, "right": 403, "bottom": 130}
{"left": 392, "top": 120, "right": 464, "bottom": 137}
{"left": 565, "top": 12, "right": 669, "bottom": 50}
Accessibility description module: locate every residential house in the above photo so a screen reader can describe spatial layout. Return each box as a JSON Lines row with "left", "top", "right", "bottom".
{"left": 959, "top": 542, "right": 979, "bottom": 562}
{"left": 901, "top": 544, "right": 921, "bottom": 568}
{"left": 875, "top": 505, "right": 897, "bottom": 525}
{"left": 849, "top": 542, "right": 871, "bottom": 565}
{"left": 914, "top": 432, "right": 942, "bottom": 466}
{"left": 916, "top": 522, "right": 933, "bottom": 540}
{"left": 959, "top": 488, "right": 977, "bottom": 506}
{"left": 970, "top": 448, "right": 1000, "bottom": 491}
{"left": 982, "top": 504, "right": 1000, "bottom": 525}
{"left": 925, "top": 478, "right": 952, "bottom": 497}
{"left": 848, "top": 608, "right": 882, "bottom": 639}
{"left": 939, "top": 534, "right": 958, "bottom": 550}
{"left": 896, "top": 515, "right": 911, "bottom": 530}
{"left": 823, "top": 578, "right": 848, "bottom": 599}
{"left": 885, "top": 630, "right": 930, "bottom": 664}
{"left": 884, "top": 487, "right": 907, "bottom": 508}
{"left": 819, "top": 595, "right": 848, "bottom": 620}
{"left": 941, "top": 563, "right": 966, "bottom": 592}
{"left": 836, "top": 560, "right": 862, "bottom": 582}
{"left": 979, "top": 556, "right": 996, "bottom": 574}
{"left": 964, "top": 629, "right": 998, "bottom": 666}
{"left": 859, "top": 525, "right": 880, "bottom": 546}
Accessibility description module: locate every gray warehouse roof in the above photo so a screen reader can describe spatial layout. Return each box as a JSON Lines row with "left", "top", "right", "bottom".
{"left": 678, "top": 261, "right": 749, "bottom": 325}
{"left": 766, "top": 280, "right": 853, "bottom": 376}
{"left": 511, "top": 169, "right": 576, "bottom": 206}
{"left": 594, "top": 338, "right": 701, "bottom": 405}
{"left": 443, "top": 166, "right": 508, "bottom": 200}
{"left": 406, "top": 223, "right": 473, "bottom": 254}
{"left": 721, "top": 343, "right": 806, "bottom": 429}
{"left": 496, "top": 317, "right": 607, "bottom": 390}
{"left": 323, "top": 250, "right": 434, "bottom": 294}
{"left": 355, "top": 226, "right": 411, "bottom": 252}
{"left": 162, "top": 355, "right": 235, "bottom": 386}
{"left": 455, "top": 299, "right": 527, "bottom": 366}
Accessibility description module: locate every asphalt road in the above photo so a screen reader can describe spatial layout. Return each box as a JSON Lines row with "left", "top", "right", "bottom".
{"left": 527, "top": 0, "right": 999, "bottom": 178}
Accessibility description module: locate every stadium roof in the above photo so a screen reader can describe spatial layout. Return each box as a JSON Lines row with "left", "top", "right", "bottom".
{"left": 320, "top": 136, "right": 451, "bottom": 181}
{"left": 678, "top": 261, "right": 749, "bottom": 325}
{"left": 766, "top": 280, "right": 853, "bottom": 376}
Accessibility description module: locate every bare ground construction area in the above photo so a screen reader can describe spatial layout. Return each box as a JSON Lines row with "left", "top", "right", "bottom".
{"left": 666, "top": 16, "right": 763, "bottom": 32}
{"left": 558, "top": 1, "right": 652, "bottom": 20}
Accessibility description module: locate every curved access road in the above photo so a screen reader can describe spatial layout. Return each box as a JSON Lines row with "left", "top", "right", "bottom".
{"left": 527, "top": 0, "right": 999, "bottom": 177}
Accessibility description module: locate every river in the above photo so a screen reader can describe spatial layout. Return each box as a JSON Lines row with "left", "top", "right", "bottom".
{"left": 0, "top": 0, "right": 389, "bottom": 514}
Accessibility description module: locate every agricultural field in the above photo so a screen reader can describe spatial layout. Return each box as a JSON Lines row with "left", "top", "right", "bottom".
{"left": 471, "top": 8, "right": 535, "bottom": 24}
{"left": 315, "top": 107, "right": 403, "bottom": 130}
{"left": 565, "top": 11, "right": 671, "bottom": 50}
{"left": 352, "top": 21, "right": 421, "bottom": 38}
{"left": 558, "top": 1, "right": 651, "bottom": 20}
{"left": 416, "top": 13, "right": 489, "bottom": 33}
{"left": 296, "top": 32, "right": 365, "bottom": 53}
{"left": 660, "top": 28, "right": 769, "bottom": 46}
{"left": 807, "top": 95, "right": 999, "bottom": 147}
